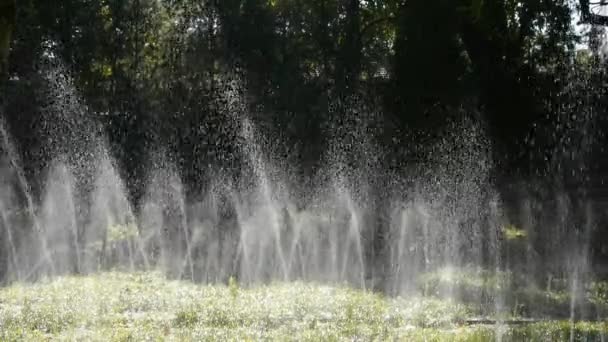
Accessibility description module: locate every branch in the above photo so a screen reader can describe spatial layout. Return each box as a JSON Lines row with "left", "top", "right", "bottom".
{"left": 360, "top": 16, "right": 397, "bottom": 37}
{"left": 580, "top": 0, "right": 608, "bottom": 25}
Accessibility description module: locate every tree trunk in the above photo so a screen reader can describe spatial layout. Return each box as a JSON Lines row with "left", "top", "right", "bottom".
{"left": 458, "top": 1, "right": 540, "bottom": 176}
{"left": 0, "top": 0, "right": 16, "bottom": 79}
{"left": 336, "top": 0, "right": 361, "bottom": 93}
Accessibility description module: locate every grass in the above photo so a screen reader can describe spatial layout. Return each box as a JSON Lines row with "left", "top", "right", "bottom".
{"left": 418, "top": 266, "right": 608, "bottom": 319}
{"left": 0, "top": 272, "right": 606, "bottom": 341}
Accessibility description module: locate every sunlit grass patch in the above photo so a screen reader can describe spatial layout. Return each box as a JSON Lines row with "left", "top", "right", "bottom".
{"left": 0, "top": 272, "right": 606, "bottom": 341}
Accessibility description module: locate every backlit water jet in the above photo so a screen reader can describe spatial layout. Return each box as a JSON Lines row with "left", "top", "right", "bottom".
{"left": 0, "top": 63, "right": 603, "bottom": 333}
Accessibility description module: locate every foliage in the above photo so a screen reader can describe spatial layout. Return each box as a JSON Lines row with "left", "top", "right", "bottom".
{"left": 502, "top": 225, "right": 527, "bottom": 240}
{"left": 1, "top": 0, "right": 604, "bottom": 200}
{"left": 3, "top": 0, "right": 592, "bottom": 180}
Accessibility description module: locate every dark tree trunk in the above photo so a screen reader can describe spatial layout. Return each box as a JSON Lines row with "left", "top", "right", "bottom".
{"left": 0, "top": 0, "right": 15, "bottom": 79}
{"left": 459, "top": 3, "right": 541, "bottom": 177}
{"left": 336, "top": 0, "right": 361, "bottom": 93}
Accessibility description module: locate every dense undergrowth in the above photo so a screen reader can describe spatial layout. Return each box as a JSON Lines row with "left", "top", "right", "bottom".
{"left": 0, "top": 271, "right": 607, "bottom": 341}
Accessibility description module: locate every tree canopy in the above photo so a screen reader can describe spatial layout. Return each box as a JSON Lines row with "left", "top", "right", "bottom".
{"left": 0, "top": 0, "right": 607, "bottom": 199}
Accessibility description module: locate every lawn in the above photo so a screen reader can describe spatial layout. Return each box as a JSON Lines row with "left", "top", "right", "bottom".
{"left": 0, "top": 271, "right": 606, "bottom": 341}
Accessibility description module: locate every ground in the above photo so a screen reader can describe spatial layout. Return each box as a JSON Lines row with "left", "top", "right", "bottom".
{"left": 0, "top": 271, "right": 606, "bottom": 341}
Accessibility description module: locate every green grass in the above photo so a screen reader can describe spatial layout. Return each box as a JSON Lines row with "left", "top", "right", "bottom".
{"left": 0, "top": 272, "right": 606, "bottom": 341}
{"left": 418, "top": 266, "right": 608, "bottom": 318}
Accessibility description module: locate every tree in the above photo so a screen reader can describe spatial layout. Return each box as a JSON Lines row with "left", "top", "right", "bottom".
{"left": 0, "top": 0, "right": 16, "bottom": 78}
{"left": 391, "top": 0, "right": 467, "bottom": 127}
